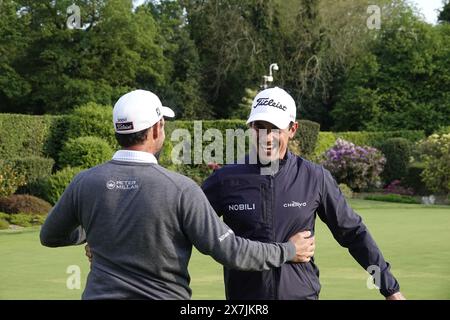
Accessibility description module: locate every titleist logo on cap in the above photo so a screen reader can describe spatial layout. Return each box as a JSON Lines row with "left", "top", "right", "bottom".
{"left": 253, "top": 98, "right": 287, "bottom": 111}
{"left": 115, "top": 122, "right": 134, "bottom": 131}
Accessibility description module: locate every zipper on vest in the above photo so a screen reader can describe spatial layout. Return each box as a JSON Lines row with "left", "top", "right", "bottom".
{"left": 268, "top": 175, "right": 279, "bottom": 299}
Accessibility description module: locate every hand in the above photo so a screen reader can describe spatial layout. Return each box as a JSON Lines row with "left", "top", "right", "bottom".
{"left": 386, "top": 292, "right": 406, "bottom": 300}
{"left": 85, "top": 244, "right": 92, "bottom": 263}
{"left": 288, "top": 230, "right": 315, "bottom": 263}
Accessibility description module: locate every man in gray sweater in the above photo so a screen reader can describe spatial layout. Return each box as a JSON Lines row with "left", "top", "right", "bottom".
{"left": 40, "top": 89, "right": 315, "bottom": 299}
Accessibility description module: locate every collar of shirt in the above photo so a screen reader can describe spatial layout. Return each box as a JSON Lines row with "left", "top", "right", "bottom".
{"left": 112, "top": 150, "right": 158, "bottom": 164}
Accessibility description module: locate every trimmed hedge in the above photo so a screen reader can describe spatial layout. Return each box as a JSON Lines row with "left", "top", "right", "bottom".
{"left": 0, "top": 114, "right": 55, "bottom": 159}
{"left": 0, "top": 112, "right": 424, "bottom": 164}
{"left": 313, "top": 130, "right": 425, "bottom": 158}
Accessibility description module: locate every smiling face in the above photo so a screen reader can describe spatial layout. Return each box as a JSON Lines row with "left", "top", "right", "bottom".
{"left": 250, "top": 120, "right": 298, "bottom": 162}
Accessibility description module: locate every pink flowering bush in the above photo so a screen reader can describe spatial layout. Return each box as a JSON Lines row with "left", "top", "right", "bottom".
{"left": 322, "top": 139, "right": 386, "bottom": 191}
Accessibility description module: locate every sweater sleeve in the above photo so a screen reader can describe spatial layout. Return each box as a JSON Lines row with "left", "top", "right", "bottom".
{"left": 316, "top": 167, "right": 400, "bottom": 297}
{"left": 40, "top": 175, "right": 86, "bottom": 247}
{"left": 180, "top": 182, "right": 295, "bottom": 271}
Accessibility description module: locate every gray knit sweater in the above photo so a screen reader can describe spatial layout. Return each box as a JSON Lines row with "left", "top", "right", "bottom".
{"left": 40, "top": 160, "right": 295, "bottom": 299}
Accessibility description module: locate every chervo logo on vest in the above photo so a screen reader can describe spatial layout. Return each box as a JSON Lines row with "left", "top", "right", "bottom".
{"left": 283, "top": 201, "right": 307, "bottom": 208}
{"left": 229, "top": 203, "right": 256, "bottom": 211}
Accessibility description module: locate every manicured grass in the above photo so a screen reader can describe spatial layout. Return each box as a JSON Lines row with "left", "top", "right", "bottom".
{"left": 0, "top": 200, "right": 449, "bottom": 300}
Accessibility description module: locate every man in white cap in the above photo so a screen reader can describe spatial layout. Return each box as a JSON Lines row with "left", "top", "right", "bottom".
{"left": 202, "top": 87, "right": 405, "bottom": 300}
{"left": 40, "top": 89, "right": 311, "bottom": 299}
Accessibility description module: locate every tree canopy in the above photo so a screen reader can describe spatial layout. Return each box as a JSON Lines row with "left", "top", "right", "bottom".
{"left": 0, "top": 0, "right": 448, "bottom": 132}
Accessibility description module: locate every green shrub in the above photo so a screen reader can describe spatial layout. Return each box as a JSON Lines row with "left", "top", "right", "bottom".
{"left": 294, "top": 120, "right": 320, "bottom": 158}
{"left": 0, "top": 194, "right": 52, "bottom": 215}
{"left": 59, "top": 136, "right": 113, "bottom": 169}
{"left": 7, "top": 213, "right": 46, "bottom": 227}
{"left": 379, "top": 138, "right": 412, "bottom": 184}
{"left": 34, "top": 167, "right": 84, "bottom": 205}
{"left": 418, "top": 133, "right": 450, "bottom": 195}
{"left": 339, "top": 183, "right": 353, "bottom": 199}
{"left": 0, "top": 218, "right": 9, "bottom": 230}
{"left": 64, "top": 103, "right": 118, "bottom": 150}
{"left": 0, "top": 161, "right": 26, "bottom": 197}
{"left": 364, "top": 194, "right": 420, "bottom": 204}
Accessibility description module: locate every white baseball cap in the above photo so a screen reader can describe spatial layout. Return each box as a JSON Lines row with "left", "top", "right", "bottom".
{"left": 113, "top": 89, "right": 175, "bottom": 134}
{"left": 246, "top": 87, "right": 296, "bottom": 129}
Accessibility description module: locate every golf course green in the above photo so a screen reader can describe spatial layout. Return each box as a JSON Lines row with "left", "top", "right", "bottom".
{"left": 1, "top": 199, "right": 449, "bottom": 300}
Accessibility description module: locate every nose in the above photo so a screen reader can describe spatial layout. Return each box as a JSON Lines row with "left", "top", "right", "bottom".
{"left": 266, "top": 131, "right": 275, "bottom": 145}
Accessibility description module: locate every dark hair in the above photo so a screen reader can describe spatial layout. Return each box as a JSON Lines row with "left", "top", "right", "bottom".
{"left": 115, "top": 127, "right": 150, "bottom": 148}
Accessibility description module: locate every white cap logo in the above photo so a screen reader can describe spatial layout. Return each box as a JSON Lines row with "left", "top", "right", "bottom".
{"left": 246, "top": 87, "right": 296, "bottom": 129}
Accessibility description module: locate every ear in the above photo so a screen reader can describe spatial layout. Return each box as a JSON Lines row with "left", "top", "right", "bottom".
{"left": 151, "top": 120, "right": 161, "bottom": 140}
{"left": 289, "top": 122, "right": 298, "bottom": 139}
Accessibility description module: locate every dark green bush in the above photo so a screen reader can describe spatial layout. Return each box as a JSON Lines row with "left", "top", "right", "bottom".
{"left": 0, "top": 194, "right": 52, "bottom": 215}
{"left": 403, "top": 162, "right": 430, "bottom": 195}
{"left": 59, "top": 136, "right": 113, "bottom": 169}
{"left": 44, "top": 115, "right": 70, "bottom": 163}
{"left": 294, "top": 120, "right": 321, "bottom": 158}
{"left": 364, "top": 194, "right": 420, "bottom": 204}
{"left": 34, "top": 167, "right": 84, "bottom": 205}
{"left": 379, "top": 138, "right": 412, "bottom": 184}
{"left": 64, "top": 103, "right": 118, "bottom": 150}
